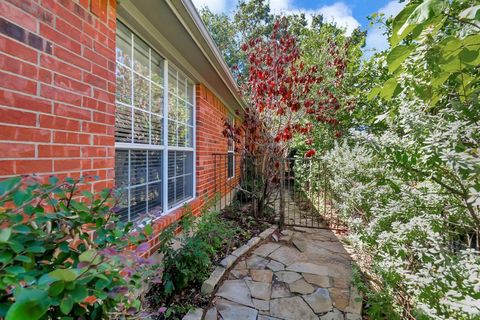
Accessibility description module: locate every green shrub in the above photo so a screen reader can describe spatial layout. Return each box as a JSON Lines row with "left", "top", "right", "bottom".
{"left": 158, "top": 204, "right": 237, "bottom": 297}
{"left": 0, "top": 176, "right": 157, "bottom": 319}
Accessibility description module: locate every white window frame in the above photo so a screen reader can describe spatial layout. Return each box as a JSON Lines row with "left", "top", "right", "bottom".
{"left": 115, "top": 21, "right": 196, "bottom": 222}
{"left": 227, "top": 114, "right": 235, "bottom": 180}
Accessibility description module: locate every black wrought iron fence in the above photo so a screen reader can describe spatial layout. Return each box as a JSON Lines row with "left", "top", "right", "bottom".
{"left": 212, "top": 153, "right": 344, "bottom": 229}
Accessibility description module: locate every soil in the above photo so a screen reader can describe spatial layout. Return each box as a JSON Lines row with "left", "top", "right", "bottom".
{"left": 144, "top": 206, "right": 271, "bottom": 320}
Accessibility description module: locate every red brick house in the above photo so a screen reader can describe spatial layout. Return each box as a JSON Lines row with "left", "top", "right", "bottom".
{"left": 0, "top": 0, "right": 244, "bottom": 244}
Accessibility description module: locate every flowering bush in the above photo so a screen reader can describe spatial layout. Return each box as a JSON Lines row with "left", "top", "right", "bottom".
{"left": 0, "top": 176, "right": 157, "bottom": 319}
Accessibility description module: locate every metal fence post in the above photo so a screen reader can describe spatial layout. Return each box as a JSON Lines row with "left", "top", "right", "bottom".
{"left": 279, "top": 157, "right": 285, "bottom": 228}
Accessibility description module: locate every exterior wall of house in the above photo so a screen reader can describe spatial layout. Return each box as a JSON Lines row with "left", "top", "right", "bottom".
{"left": 0, "top": 0, "right": 117, "bottom": 193}
{"left": 0, "top": 0, "right": 242, "bottom": 254}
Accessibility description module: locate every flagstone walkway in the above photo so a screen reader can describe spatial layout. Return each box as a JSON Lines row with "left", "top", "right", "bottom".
{"left": 206, "top": 227, "right": 362, "bottom": 320}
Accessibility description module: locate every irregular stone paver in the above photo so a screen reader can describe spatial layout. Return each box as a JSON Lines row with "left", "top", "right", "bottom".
{"left": 253, "top": 298, "right": 270, "bottom": 311}
{"left": 204, "top": 307, "right": 217, "bottom": 320}
{"left": 303, "top": 288, "right": 333, "bottom": 313}
{"left": 211, "top": 228, "right": 360, "bottom": 320}
{"left": 216, "top": 280, "right": 254, "bottom": 307}
{"left": 275, "top": 271, "right": 302, "bottom": 284}
{"left": 202, "top": 266, "right": 226, "bottom": 294}
{"left": 320, "top": 309, "right": 344, "bottom": 320}
{"left": 251, "top": 269, "right": 273, "bottom": 283}
{"left": 269, "top": 246, "right": 300, "bottom": 266}
{"left": 271, "top": 282, "right": 292, "bottom": 298}
{"left": 216, "top": 299, "right": 258, "bottom": 320}
{"left": 329, "top": 287, "right": 350, "bottom": 311}
{"left": 270, "top": 296, "right": 318, "bottom": 320}
{"left": 246, "top": 255, "right": 269, "bottom": 269}
{"left": 266, "top": 260, "right": 284, "bottom": 272}
{"left": 246, "top": 280, "right": 272, "bottom": 300}
{"left": 254, "top": 243, "right": 281, "bottom": 257}
{"left": 286, "top": 262, "right": 332, "bottom": 276}
{"left": 303, "top": 273, "right": 332, "bottom": 287}
{"left": 289, "top": 278, "right": 315, "bottom": 294}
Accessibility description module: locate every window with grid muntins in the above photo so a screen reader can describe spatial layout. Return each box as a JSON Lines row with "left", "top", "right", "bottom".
{"left": 114, "top": 21, "right": 195, "bottom": 222}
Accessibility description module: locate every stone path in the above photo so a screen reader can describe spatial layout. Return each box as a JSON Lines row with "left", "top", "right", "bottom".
{"left": 206, "top": 227, "right": 361, "bottom": 320}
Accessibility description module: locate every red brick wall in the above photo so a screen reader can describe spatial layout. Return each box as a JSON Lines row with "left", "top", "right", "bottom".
{"left": 0, "top": 0, "right": 116, "bottom": 192}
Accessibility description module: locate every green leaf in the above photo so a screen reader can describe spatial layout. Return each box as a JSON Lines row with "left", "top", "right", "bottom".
{"left": 60, "top": 295, "right": 74, "bottom": 315}
{"left": 48, "top": 269, "right": 78, "bottom": 282}
{"left": 79, "top": 249, "right": 101, "bottom": 264}
{"left": 5, "top": 266, "right": 25, "bottom": 274}
{"left": 395, "top": 0, "right": 446, "bottom": 45}
{"left": 0, "top": 251, "right": 13, "bottom": 264}
{"left": 69, "top": 285, "right": 88, "bottom": 302}
{"left": 0, "top": 228, "right": 12, "bottom": 242}
{"left": 0, "top": 177, "right": 21, "bottom": 197}
{"left": 458, "top": 5, "right": 480, "bottom": 21}
{"left": 367, "top": 86, "right": 381, "bottom": 101}
{"left": 144, "top": 224, "right": 153, "bottom": 236}
{"left": 14, "top": 255, "right": 32, "bottom": 263}
{"left": 379, "top": 78, "right": 400, "bottom": 100}
{"left": 48, "top": 281, "right": 65, "bottom": 297}
{"left": 391, "top": 3, "right": 417, "bottom": 46}
{"left": 387, "top": 44, "right": 415, "bottom": 73}
{"left": 12, "top": 225, "right": 30, "bottom": 234}
{"left": 26, "top": 246, "right": 46, "bottom": 253}
{"left": 6, "top": 289, "right": 50, "bottom": 320}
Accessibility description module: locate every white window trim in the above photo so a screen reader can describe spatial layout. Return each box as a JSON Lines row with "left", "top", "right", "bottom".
{"left": 227, "top": 114, "right": 235, "bottom": 180}
{"left": 115, "top": 22, "right": 196, "bottom": 222}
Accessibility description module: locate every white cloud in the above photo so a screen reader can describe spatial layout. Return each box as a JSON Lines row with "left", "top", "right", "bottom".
{"left": 268, "top": 1, "right": 360, "bottom": 35}
{"left": 364, "top": 0, "right": 406, "bottom": 57}
{"left": 192, "top": 0, "right": 228, "bottom": 14}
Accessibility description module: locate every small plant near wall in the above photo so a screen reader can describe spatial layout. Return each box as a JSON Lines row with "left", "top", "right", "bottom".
{"left": 0, "top": 176, "right": 158, "bottom": 319}
{"left": 147, "top": 201, "right": 237, "bottom": 319}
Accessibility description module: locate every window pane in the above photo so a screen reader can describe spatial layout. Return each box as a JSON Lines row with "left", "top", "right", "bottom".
{"left": 187, "top": 82, "right": 194, "bottom": 104}
{"left": 116, "top": 22, "right": 132, "bottom": 67}
{"left": 177, "top": 124, "right": 187, "bottom": 147}
{"left": 116, "top": 65, "right": 131, "bottom": 104}
{"left": 133, "top": 35, "right": 149, "bottom": 77}
{"left": 151, "top": 114, "right": 163, "bottom": 145}
{"left": 168, "top": 93, "right": 177, "bottom": 119}
{"left": 115, "top": 105, "right": 132, "bottom": 143}
{"left": 168, "top": 178, "right": 175, "bottom": 207}
{"left": 148, "top": 150, "right": 162, "bottom": 183}
{"left": 178, "top": 77, "right": 186, "bottom": 101}
{"left": 168, "top": 69, "right": 177, "bottom": 95}
{"left": 187, "top": 126, "right": 193, "bottom": 147}
{"left": 133, "top": 109, "right": 149, "bottom": 144}
{"left": 133, "top": 74, "right": 149, "bottom": 110}
{"left": 228, "top": 153, "right": 234, "bottom": 178}
{"left": 115, "top": 149, "right": 129, "bottom": 186}
{"left": 168, "top": 121, "right": 177, "bottom": 146}
{"left": 168, "top": 151, "right": 193, "bottom": 207}
{"left": 151, "top": 51, "right": 164, "bottom": 85}
{"left": 177, "top": 100, "right": 189, "bottom": 124}
{"left": 130, "top": 150, "right": 147, "bottom": 185}
{"left": 130, "top": 185, "right": 147, "bottom": 221}
{"left": 151, "top": 84, "right": 163, "bottom": 115}
{"left": 148, "top": 182, "right": 162, "bottom": 211}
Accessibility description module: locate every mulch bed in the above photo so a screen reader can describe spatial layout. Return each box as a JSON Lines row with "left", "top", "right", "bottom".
{"left": 144, "top": 206, "right": 272, "bottom": 319}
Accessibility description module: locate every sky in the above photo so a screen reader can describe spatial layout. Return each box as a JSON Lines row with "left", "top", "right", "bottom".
{"left": 192, "top": 0, "right": 406, "bottom": 55}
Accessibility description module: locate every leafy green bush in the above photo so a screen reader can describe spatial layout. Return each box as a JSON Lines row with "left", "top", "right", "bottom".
{"left": 0, "top": 176, "right": 157, "bottom": 319}
{"left": 157, "top": 205, "right": 237, "bottom": 297}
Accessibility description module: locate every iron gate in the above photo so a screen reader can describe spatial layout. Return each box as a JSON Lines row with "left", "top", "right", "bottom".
{"left": 212, "top": 154, "right": 340, "bottom": 229}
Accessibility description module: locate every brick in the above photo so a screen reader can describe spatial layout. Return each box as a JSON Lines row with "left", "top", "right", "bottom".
{"left": 93, "top": 111, "right": 114, "bottom": 125}
{"left": 82, "top": 121, "right": 107, "bottom": 134}
{"left": 0, "top": 160, "right": 15, "bottom": 176}
{"left": 39, "top": 114, "right": 81, "bottom": 131}
{"left": 81, "top": 146, "right": 107, "bottom": 157}
{"left": 54, "top": 46, "right": 91, "bottom": 72}
{"left": 6, "top": 0, "right": 54, "bottom": 26}
{"left": 0, "top": 35, "right": 37, "bottom": 62}
{"left": 0, "top": 17, "right": 25, "bottom": 43}
{"left": 41, "top": 0, "right": 83, "bottom": 30}
{"left": 54, "top": 159, "right": 81, "bottom": 172}
{"left": 54, "top": 74, "right": 91, "bottom": 95}
{"left": 0, "top": 90, "right": 52, "bottom": 113}
{"left": 0, "top": 125, "right": 51, "bottom": 142}
{"left": 0, "top": 71, "right": 37, "bottom": 94}
{"left": 0, "top": 2, "right": 37, "bottom": 32}
{"left": 53, "top": 131, "right": 90, "bottom": 145}
{"left": 90, "top": 0, "right": 108, "bottom": 21}
{"left": 16, "top": 159, "right": 53, "bottom": 174}
{"left": 40, "top": 23, "right": 81, "bottom": 54}
{"left": 83, "top": 72, "right": 107, "bottom": 90}
{"left": 40, "top": 85, "right": 82, "bottom": 106}
{"left": 92, "top": 134, "right": 113, "bottom": 146}
{"left": 40, "top": 54, "right": 83, "bottom": 81}
{"left": 92, "top": 158, "right": 113, "bottom": 169}
{"left": 38, "top": 145, "right": 80, "bottom": 158}
{"left": 0, "top": 143, "right": 35, "bottom": 158}
{"left": 54, "top": 103, "right": 91, "bottom": 121}
{"left": 0, "top": 107, "right": 37, "bottom": 126}
{"left": 0, "top": 53, "right": 37, "bottom": 79}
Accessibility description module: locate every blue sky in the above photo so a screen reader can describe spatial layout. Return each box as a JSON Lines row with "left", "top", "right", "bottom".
{"left": 192, "top": 0, "right": 406, "bottom": 54}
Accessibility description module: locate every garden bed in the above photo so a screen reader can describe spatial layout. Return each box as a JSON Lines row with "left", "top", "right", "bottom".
{"left": 144, "top": 207, "right": 272, "bottom": 320}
